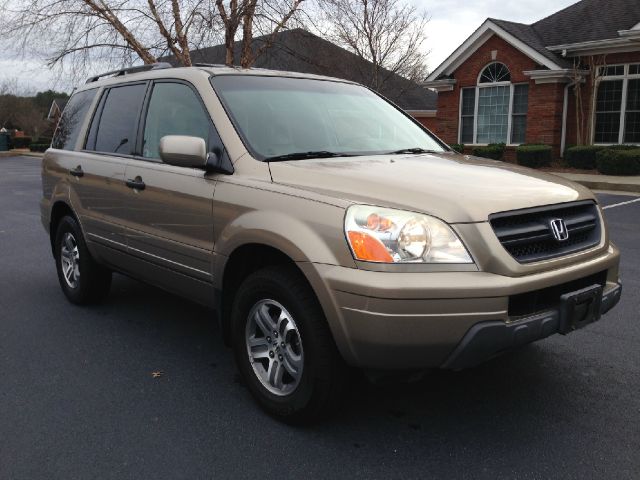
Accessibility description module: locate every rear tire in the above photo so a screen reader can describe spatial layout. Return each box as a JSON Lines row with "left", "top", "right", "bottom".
{"left": 54, "top": 215, "right": 112, "bottom": 305}
{"left": 231, "top": 265, "right": 348, "bottom": 424}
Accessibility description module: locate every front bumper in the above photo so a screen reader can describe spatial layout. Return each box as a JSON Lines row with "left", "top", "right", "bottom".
{"left": 298, "top": 244, "right": 621, "bottom": 369}
{"left": 442, "top": 282, "right": 622, "bottom": 370}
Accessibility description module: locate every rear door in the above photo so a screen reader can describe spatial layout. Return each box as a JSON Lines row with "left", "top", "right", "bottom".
{"left": 120, "top": 80, "right": 221, "bottom": 285}
{"left": 75, "top": 82, "right": 148, "bottom": 259}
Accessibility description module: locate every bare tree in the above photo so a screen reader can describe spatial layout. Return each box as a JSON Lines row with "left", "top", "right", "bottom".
{"left": 572, "top": 55, "right": 607, "bottom": 146}
{"left": 0, "top": 0, "right": 306, "bottom": 80}
{"left": 314, "top": 0, "right": 429, "bottom": 88}
{"left": 213, "top": 0, "right": 304, "bottom": 67}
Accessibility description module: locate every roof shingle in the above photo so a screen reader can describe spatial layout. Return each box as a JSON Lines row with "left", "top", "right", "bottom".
{"left": 178, "top": 28, "right": 436, "bottom": 110}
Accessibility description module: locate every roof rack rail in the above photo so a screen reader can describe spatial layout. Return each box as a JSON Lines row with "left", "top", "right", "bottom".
{"left": 193, "top": 63, "right": 234, "bottom": 68}
{"left": 85, "top": 62, "right": 173, "bottom": 84}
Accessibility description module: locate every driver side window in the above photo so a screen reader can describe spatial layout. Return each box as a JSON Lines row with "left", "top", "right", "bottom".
{"left": 142, "top": 82, "right": 217, "bottom": 160}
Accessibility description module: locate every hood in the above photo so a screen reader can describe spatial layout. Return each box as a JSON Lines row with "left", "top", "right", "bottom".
{"left": 268, "top": 152, "right": 594, "bottom": 223}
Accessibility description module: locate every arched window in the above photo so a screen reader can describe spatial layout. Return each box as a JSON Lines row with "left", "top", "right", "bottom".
{"left": 479, "top": 62, "right": 511, "bottom": 83}
{"left": 459, "top": 62, "right": 528, "bottom": 145}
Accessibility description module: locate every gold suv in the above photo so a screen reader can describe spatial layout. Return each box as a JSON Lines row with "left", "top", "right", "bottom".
{"left": 41, "top": 64, "right": 622, "bottom": 422}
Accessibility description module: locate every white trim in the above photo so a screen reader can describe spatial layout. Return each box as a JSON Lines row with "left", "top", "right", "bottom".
{"left": 617, "top": 29, "right": 640, "bottom": 39}
{"left": 47, "top": 102, "right": 59, "bottom": 120}
{"left": 421, "top": 78, "right": 456, "bottom": 92}
{"left": 476, "top": 61, "right": 511, "bottom": 84}
{"left": 426, "top": 20, "right": 562, "bottom": 81}
{"left": 548, "top": 35, "right": 640, "bottom": 56}
{"left": 473, "top": 87, "right": 479, "bottom": 143}
{"left": 507, "top": 83, "right": 514, "bottom": 143}
{"left": 619, "top": 77, "right": 629, "bottom": 144}
{"left": 523, "top": 69, "right": 585, "bottom": 84}
{"left": 406, "top": 110, "right": 436, "bottom": 117}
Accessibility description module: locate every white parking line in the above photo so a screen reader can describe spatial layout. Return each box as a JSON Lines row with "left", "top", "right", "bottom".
{"left": 602, "top": 197, "right": 640, "bottom": 210}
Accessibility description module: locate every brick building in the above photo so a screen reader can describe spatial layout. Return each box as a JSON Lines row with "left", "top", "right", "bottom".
{"left": 424, "top": 0, "right": 640, "bottom": 160}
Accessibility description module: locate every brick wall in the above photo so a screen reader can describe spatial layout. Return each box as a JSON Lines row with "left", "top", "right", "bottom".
{"left": 433, "top": 34, "right": 539, "bottom": 150}
{"left": 527, "top": 81, "right": 565, "bottom": 157}
{"left": 413, "top": 115, "right": 438, "bottom": 132}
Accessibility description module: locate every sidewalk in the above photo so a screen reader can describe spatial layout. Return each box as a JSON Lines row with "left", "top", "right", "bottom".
{"left": 553, "top": 172, "right": 640, "bottom": 195}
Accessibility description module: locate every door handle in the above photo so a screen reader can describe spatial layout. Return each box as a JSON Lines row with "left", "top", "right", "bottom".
{"left": 126, "top": 178, "right": 146, "bottom": 191}
{"left": 69, "top": 166, "right": 84, "bottom": 178}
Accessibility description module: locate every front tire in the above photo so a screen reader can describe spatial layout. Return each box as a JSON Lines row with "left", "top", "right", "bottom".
{"left": 231, "top": 265, "right": 348, "bottom": 423}
{"left": 54, "top": 215, "right": 112, "bottom": 305}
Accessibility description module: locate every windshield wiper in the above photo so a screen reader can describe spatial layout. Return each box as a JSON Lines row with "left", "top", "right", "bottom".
{"left": 388, "top": 147, "right": 439, "bottom": 155}
{"left": 265, "top": 151, "right": 354, "bottom": 162}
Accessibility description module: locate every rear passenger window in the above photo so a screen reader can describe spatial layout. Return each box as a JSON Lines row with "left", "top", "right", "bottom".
{"left": 89, "top": 83, "right": 146, "bottom": 155}
{"left": 142, "top": 82, "right": 215, "bottom": 159}
{"left": 52, "top": 89, "right": 97, "bottom": 150}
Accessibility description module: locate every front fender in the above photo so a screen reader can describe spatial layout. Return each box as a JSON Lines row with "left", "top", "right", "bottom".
{"left": 214, "top": 208, "right": 356, "bottom": 267}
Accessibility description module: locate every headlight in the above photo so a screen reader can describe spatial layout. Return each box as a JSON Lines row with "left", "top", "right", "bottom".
{"left": 345, "top": 205, "right": 473, "bottom": 264}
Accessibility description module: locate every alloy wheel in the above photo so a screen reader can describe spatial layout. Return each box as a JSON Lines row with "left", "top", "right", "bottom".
{"left": 60, "top": 232, "right": 80, "bottom": 289}
{"left": 245, "top": 299, "right": 304, "bottom": 396}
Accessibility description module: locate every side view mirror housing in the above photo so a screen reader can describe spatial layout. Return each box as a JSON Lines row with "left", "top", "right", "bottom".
{"left": 159, "top": 135, "right": 207, "bottom": 168}
{"left": 159, "top": 135, "right": 233, "bottom": 174}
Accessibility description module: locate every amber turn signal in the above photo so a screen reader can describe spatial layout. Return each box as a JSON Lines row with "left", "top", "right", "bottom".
{"left": 347, "top": 231, "right": 393, "bottom": 262}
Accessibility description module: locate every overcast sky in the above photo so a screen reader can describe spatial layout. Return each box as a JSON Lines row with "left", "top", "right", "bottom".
{"left": 1, "top": 0, "right": 579, "bottom": 94}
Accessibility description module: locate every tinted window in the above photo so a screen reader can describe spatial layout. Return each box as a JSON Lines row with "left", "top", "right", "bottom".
{"left": 52, "top": 89, "right": 97, "bottom": 150}
{"left": 211, "top": 76, "right": 445, "bottom": 160}
{"left": 142, "top": 82, "right": 212, "bottom": 159}
{"left": 91, "top": 84, "right": 146, "bottom": 154}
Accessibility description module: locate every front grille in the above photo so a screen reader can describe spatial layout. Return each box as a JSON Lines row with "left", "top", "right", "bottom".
{"left": 509, "top": 270, "right": 607, "bottom": 318}
{"left": 489, "top": 201, "right": 601, "bottom": 263}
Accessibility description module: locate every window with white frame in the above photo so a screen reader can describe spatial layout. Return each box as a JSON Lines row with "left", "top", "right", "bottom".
{"left": 458, "top": 62, "right": 529, "bottom": 145}
{"left": 594, "top": 63, "right": 640, "bottom": 144}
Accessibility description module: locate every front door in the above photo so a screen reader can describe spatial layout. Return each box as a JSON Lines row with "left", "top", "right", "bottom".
{"left": 120, "top": 81, "right": 221, "bottom": 287}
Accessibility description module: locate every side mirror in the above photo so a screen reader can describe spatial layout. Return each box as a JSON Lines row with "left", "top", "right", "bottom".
{"left": 159, "top": 135, "right": 207, "bottom": 168}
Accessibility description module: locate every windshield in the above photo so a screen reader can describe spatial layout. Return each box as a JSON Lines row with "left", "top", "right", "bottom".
{"left": 210, "top": 75, "right": 447, "bottom": 160}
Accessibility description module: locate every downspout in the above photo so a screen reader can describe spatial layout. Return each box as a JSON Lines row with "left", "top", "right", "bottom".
{"left": 561, "top": 77, "right": 580, "bottom": 157}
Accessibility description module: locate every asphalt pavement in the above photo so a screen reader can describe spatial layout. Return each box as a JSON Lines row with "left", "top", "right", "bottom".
{"left": 1, "top": 155, "right": 638, "bottom": 479}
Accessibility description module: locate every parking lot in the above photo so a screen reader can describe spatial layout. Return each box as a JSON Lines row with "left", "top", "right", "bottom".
{"left": 1, "top": 155, "right": 638, "bottom": 479}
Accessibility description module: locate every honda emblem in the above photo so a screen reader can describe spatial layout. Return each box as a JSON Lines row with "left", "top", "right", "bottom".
{"left": 550, "top": 218, "right": 569, "bottom": 242}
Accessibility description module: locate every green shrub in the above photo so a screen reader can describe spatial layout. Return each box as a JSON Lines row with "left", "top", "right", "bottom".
{"left": 29, "top": 143, "right": 49, "bottom": 152}
{"left": 606, "top": 144, "right": 638, "bottom": 151}
{"left": 472, "top": 143, "right": 505, "bottom": 160}
{"left": 595, "top": 148, "right": 640, "bottom": 175}
{"left": 35, "top": 136, "right": 52, "bottom": 145}
{"left": 516, "top": 144, "right": 552, "bottom": 168}
{"left": 564, "top": 145, "right": 605, "bottom": 169}
{"left": 12, "top": 136, "right": 32, "bottom": 149}
{"left": 450, "top": 143, "right": 465, "bottom": 153}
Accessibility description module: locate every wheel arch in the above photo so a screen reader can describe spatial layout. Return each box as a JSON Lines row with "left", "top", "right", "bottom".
{"left": 49, "top": 200, "right": 77, "bottom": 252}
{"left": 218, "top": 243, "right": 312, "bottom": 346}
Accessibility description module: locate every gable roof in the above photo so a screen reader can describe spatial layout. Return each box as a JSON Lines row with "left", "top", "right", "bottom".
{"left": 427, "top": 0, "right": 640, "bottom": 81}
{"left": 47, "top": 98, "right": 68, "bottom": 120}
{"left": 178, "top": 28, "right": 436, "bottom": 110}
{"left": 489, "top": 19, "right": 571, "bottom": 68}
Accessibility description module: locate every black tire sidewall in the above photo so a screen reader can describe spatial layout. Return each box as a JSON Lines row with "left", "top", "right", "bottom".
{"left": 231, "top": 268, "right": 335, "bottom": 420}
{"left": 54, "top": 215, "right": 105, "bottom": 304}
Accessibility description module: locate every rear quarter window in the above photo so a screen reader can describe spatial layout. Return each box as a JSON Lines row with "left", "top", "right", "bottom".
{"left": 51, "top": 89, "right": 97, "bottom": 150}
{"left": 86, "top": 83, "right": 147, "bottom": 155}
